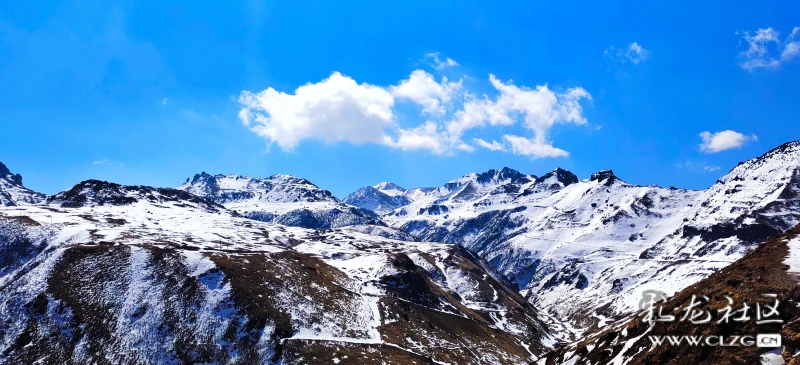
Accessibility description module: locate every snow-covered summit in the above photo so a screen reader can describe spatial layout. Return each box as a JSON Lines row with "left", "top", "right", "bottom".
{"left": 589, "top": 169, "right": 620, "bottom": 185}
{"left": 346, "top": 167, "right": 539, "bottom": 216}
{"left": 682, "top": 139, "right": 800, "bottom": 234}
{"left": 0, "top": 161, "right": 46, "bottom": 206}
{"left": 178, "top": 172, "right": 379, "bottom": 229}
{"left": 47, "top": 179, "right": 225, "bottom": 212}
{"left": 372, "top": 182, "right": 406, "bottom": 196}
{"left": 342, "top": 185, "right": 411, "bottom": 215}
{"left": 180, "top": 172, "right": 337, "bottom": 204}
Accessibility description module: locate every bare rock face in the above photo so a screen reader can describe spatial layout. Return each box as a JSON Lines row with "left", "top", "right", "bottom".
{"left": 0, "top": 161, "right": 45, "bottom": 206}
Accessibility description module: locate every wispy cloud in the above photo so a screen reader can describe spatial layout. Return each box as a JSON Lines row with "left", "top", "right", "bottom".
{"left": 699, "top": 130, "right": 757, "bottom": 153}
{"left": 92, "top": 159, "right": 125, "bottom": 169}
{"left": 473, "top": 138, "right": 506, "bottom": 151}
{"left": 605, "top": 42, "right": 650, "bottom": 64}
{"left": 237, "top": 53, "right": 592, "bottom": 158}
{"left": 162, "top": 97, "right": 169, "bottom": 105}
{"left": 425, "top": 52, "right": 459, "bottom": 70}
{"left": 675, "top": 160, "right": 721, "bottom": 173}
{"left": 737, "top": 27, "right": 800, "bottom": 71}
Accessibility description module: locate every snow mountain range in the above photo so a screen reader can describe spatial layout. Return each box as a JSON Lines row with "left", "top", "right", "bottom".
{"left": 177, "top": 172, "right": 381, "bottom": 229}
{"left": 0, "top": 165, "right": 548, "bottom": 364}
{"left": 345, "top": 141, "right": 800, "bottom": 341}
{"left": 0, "top": 140, "right": 799, "bottom": 364}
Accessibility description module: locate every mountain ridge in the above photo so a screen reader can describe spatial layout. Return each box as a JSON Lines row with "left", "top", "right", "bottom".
{"left": 344, "top": 140, "right": 800, "bottom": 341}
{"left": 0, "top": 139, "right": 799, "bottom": 361}
{"left": 177, "top": 172, "right": 380, "bottom": 229}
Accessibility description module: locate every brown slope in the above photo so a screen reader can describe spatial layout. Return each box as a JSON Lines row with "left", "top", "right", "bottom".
{"left": 542, "top": 224, "right": 800, "bottom": 365}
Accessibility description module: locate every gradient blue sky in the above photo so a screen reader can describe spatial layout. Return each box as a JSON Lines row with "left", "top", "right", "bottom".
{"left": 1, "top": 0, "right": 798, "bottom": 198}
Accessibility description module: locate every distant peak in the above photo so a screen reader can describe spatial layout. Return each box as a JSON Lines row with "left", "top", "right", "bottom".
{"left": 269, "top": 173, "right": 294, "bottom": 178}
{"left": 756, "top": 140, "right": 800, "bottom": 160}
{"left": 0, "top": 161, "right": 25, "bottom": 186}
{"left": 590, "top": 170, "right": 619, "bottom": 185}
{"left": 476, "top": 167, "right": 527, "bottom": 184}
{"left": 189, "top": 171, "right": 214, "bottom": 184}
{"left": 374, "top": 181, "right": 405, "bottom": 191}
{"left": 720, "top": 140, "right": 800, "bottom": 178}
{"left": 268, "top": 174, "right": 315, "bottom": 187}
{"left": 535, "top": 168, "right": 578, "bottom": 186}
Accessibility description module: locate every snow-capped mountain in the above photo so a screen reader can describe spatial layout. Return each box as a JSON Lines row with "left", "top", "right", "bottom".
{"left": 2, "top": 140, "right": 800, "bottom": 364}
{"left": 0, "top": 162, "right": 45, "bottom": 206}
{"left": 178, "top": 172, "right": 380, "bottom": 229}
{"left": 342, "top": 182, "right": 412, "bottom": 214}
{"left": 0, "top": 178, "right": 550, "bottom": 364}
{"left": 346, "top": 167, "right": 537, "bottom": 218}
{"left": 351, "top": 141, "right": 800, "bottom": 340}
{"left": 373, "top": 181, "right": 407, "bottom": 196}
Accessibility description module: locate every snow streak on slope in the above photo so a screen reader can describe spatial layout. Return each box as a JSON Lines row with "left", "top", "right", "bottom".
{"left": 0, "top": 180, "right": 549, "bottom": 364}
{"left": 178, "top": 172, "right": 379, "bottom": 229}
{"left": 784, "top": 236, "right": 800, "bottom": 276}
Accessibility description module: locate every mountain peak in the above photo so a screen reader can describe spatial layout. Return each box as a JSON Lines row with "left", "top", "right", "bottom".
{"left": 0, "top": 161, "right": 45, "bottom": 205}
{"left": 0, "top": 161, "right": 10, "bottom": 177}
{"left": 47, "top": 179, "right": 224, "bottom": 211}
{"left": 179, "top": 172, "right": 339, "bottom": 206}
{"left": 535, "top": 168, "right": 578, "bottom": 187}
{"left": 187, "top": 171, "right": 215, "bottom": 184}
{"left": 374, "top": 181, "right": 405, "bottom": 192}
{"left": 590, "top": 169, "right": 619, "bottom": 185}
{"left": 0, "top": 161, "right": 23, "bottom": 186}
{"left": 475, "top": 167, "right": 531, "bottom": 185}
{"left": 751, "top": 140, "right": 800, "bottom": 164}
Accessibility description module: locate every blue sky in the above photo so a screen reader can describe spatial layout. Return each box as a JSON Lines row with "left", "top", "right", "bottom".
{"left": 1, "top": 0, "right": 798, "bottom": 198}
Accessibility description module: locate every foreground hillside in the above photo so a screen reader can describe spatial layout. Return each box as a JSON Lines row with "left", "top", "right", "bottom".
{"left": 0, "top": 180, "right": 548, "bottom": 364}
{"left": 540, "top": 223, "right": 800, "bottom": 365}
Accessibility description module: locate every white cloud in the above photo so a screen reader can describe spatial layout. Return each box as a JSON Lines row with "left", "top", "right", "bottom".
{"left": 390, "top": 70, "right": 461, "bottom": 115}
{"left": 238, "top": 72, "right": 396, "bottom": 150}
{"left": 783, "top": 27, "right": 800, "bottom": 61}
{"left": 237, "top": 58, "right": 591, "bottom": 157}
{"left": 162, "top": 97, "right": 169, "bottom": 105}
{"left": 675, "top": 160, "right": 721, "bottom": 173}
{"left": 444, "top": 76, "right": 590, "bottom": 158}
{"left": 473, "top": 138, "right": 506, "bottom": 151}
{"left": 738, "top": 27, "right": 800, "bottom": 70}
{"left": 605, "top": 42, "right": 650, "bottom": 64}
{"left": 503, "top": 134, "right": 569, "bottom": 158}
{"left": 699, "top": 130, "right": 757, "bottom": 153}
{"left": 446, "top": 75, "right": 590, "bottom": 158}
{"left": 92, "top": 159, "right": 124, "bottom": 169}
{"left": 425, "top": 52, "right": 459, "bottom": 69}
{"left": 386, "top": 122, "right": 451, "bottom": 154}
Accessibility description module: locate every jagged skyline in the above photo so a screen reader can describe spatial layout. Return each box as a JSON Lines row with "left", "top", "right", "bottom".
{"left": 2, "top": 1, "right": 799, "bottom": 198}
